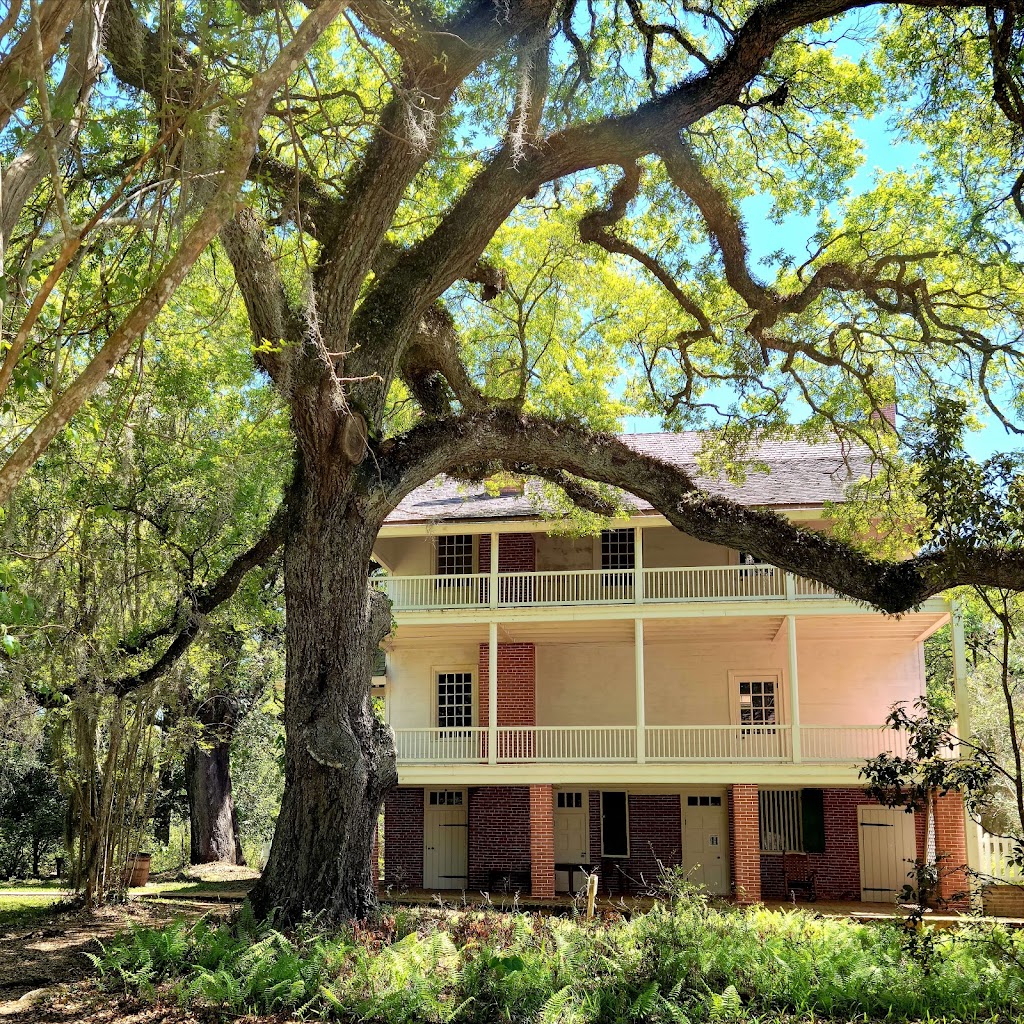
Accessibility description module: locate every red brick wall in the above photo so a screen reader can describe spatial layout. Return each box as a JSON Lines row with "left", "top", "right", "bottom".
{"left": 758, "top": 788, "right": 927, "bottom": 901}
{"left": 478, "top": 533, "right": 536, "bottom": 573}
{"left": 587, "top": 791, "right": 682, "bottom": 895}
{"left": 478, "top": 643, "right": 535, "bottom": 729}
{"left": 384, "top": 788, "right": 423, "bottom": 889}
{"left": 934, "top": 791, "right": 969, "bottom": 907}
{"left": 468, "top": 786, "right": 531, "bottom": 889}
{"left": 530, "top": 785, "right": 555, "bottom": 898}
{"left": 730, "top": 784, "right": 761, "bottom": 903}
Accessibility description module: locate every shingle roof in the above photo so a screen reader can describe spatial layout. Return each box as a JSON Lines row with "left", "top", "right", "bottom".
{"left": 382, "top": 432, "right": 874, "bottom": 525}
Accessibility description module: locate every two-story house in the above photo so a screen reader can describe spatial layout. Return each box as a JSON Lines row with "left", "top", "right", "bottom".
{"left": 373, "top": 434, "right": 973, "bottom": 906}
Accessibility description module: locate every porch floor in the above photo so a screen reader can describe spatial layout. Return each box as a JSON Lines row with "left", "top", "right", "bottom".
{"left": 378, "top": 888, "right": 1001, "bottom": 927}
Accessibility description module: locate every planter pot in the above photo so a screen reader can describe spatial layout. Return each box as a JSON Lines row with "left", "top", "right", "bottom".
{"left": 125, "top": 853, "right": 152, "bottom": 887}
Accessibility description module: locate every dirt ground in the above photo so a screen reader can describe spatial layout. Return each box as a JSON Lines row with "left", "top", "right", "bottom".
{"left": 0, "top": 900, "right": 235, "bottom": 1024}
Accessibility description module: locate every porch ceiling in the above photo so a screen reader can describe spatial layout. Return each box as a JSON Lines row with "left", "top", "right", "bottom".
{"left": 385, "top": 608, "right": 948, "bottom": 647}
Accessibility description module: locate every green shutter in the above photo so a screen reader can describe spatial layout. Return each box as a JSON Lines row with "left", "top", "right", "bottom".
{"left": 801, "top": 789, "right": 826, "bottom": 853}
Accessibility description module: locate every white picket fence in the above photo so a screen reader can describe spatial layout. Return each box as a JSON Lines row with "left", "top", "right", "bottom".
{"left": 978, "top": 830, "right": 1024, "bottom": 881}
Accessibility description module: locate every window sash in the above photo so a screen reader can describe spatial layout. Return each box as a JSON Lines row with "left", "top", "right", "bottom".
{"left": 437, "top": 672, "right": 472, "bottom": 733}
{"left": 436, "top": 535, "right": 474, "bottom": 577}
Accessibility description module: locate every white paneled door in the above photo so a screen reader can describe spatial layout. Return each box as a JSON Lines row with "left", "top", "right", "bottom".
{"left": 553, "top": 790, "right": 589, "bottom": 892}
{"left": 858, "top": 805, "right": 917, "bottom": 902}
{"left": 424, "top": 789, "right": 468, "bottom": 890}
{"left": 682, "top": 793, "right": 729, "bottom": 895}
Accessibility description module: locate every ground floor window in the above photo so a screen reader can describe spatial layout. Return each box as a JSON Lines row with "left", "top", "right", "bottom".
{"left": 759, "top": 788, "right": 825, "bottom": 853}
{"left": 601, "top": 791, "right": 629, "bottom": 857}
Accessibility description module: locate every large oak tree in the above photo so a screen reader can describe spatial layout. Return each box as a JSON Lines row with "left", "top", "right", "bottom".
{"left": 3, "top": 0, "right": 1024, "bottom": 919}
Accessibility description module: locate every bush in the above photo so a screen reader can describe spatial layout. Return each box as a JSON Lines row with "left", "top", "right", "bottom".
{"left": 92, "top": 900, "right": 1024, "bottom": 1023}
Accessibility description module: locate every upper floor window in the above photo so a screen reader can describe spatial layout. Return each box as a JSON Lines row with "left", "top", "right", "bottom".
{"left": 437, "top": 534, "right": 474, "bottom": 577}
{"left": 600, "top": 528, "right": 635, "bottom": 570}
{"left": 738, "top": 678, "right": 778, "bottom": 727}
{"left": 437, "top": 671, "right": 473, "bottom": 732}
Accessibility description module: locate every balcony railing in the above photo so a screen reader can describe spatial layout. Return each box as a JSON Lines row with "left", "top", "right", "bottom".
{"left": 392, "top": 724, "right": 904, "bottom": 765}
{"left": 375, "top": 565, "right": 841, "bottom": 612}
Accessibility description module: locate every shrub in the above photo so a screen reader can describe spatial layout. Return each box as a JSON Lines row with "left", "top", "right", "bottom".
{"left": 93, "top": 900, "right": 1024, "bottom": 1022}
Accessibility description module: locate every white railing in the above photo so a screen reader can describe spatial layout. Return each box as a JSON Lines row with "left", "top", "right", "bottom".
{"left": 496, "top": 726, "right": 636, "bottom": 761}
{"left": 800, "top": 725, "right": 908, "bottom": 761}
{"left": 495, "top": 570, "right": 634, "bottom": 606}
{"left": 978, "top": 831, "right": 1024, "bottom": 881}
{"left": 374, "top": 574, "right": 488, "bottom": 611}
{"left": 394, "top": 725, "right": 896, "bottom": 765}
{"left": 792, "top": 575, "right": 837, "bottom": 599}
{"left": 646, "top": 725, "right": 791, "bottom": 761}
{"left": 393, "top": 728, "right": 487, "bottom": 763}
{"left": 378, "top": 565, "right": 852, "bottom": 611}
{"left": 644, "top": 566, "right": 786, "bottom": 601}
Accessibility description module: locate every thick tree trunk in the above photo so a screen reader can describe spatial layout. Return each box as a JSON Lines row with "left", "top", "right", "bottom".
{"left": 248, "top": 468, "right": 395, "bottom": 923}
{"left": 186, "top": 693, "right": 246, "bottom": 865}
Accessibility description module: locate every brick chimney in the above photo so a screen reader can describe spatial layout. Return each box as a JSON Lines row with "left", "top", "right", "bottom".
{"left": 870, "top": 403, "right": 897, "bottom": 428}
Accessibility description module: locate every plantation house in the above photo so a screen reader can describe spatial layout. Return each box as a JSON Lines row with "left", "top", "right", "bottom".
{"left": 372, "top": 434, "right": 974, "bottom": 905}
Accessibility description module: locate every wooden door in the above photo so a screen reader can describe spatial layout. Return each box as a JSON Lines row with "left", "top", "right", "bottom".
{"left": 554, "top": 791, "right": 589, "bottom": 891}
{"left": 682, "top": 793, "right": 729, "bottom": 895}
{"left": 424, "top": 790, "right": 468, "bottom": 890}
{"left": 858, "top": 805, "right": 917, "bottom": 902}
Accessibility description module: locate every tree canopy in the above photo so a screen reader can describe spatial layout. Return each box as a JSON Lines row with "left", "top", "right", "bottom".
{"left": 3, "top": 0, "right": 1024, "bottom": 918}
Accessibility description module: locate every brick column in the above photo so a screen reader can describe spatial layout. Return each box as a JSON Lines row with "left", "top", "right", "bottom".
{"left": 529, "top": 784, "right": 555, "bottom": 898}
{"left": 934, "top": 791, "right": 969, "bottom": 909}
{"left": 371, "top": 819, "right": 380, "bottom": 892}
{"left": 730, "top": 784, "right": 761, "bottom": 904}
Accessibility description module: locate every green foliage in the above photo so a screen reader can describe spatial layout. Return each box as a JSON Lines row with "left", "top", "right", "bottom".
{"left": 95, "top": 900, "right": 1024, "bottom": 1022}
{"left": 0, "top": 761, "right": 67, "bottom": 878}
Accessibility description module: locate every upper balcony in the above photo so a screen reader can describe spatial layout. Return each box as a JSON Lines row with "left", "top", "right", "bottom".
{"left": 376, "top": 565, "right": 840, "bottom": 613}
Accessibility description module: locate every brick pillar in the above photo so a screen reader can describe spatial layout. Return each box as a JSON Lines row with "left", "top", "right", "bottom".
{"left": 934, "top": 791, "right": 969, "bottom": 909}
{"left": 371, "top": 819, "right": 380, "bottom": 892}
{"left": 529, "top": 784, "right": 555, "bottom": 898}
{"left": 478, "top": 642, "right": 536, "bottom": 758}
{"left": 730, "top": 784, "right": 761, "bottom": 904}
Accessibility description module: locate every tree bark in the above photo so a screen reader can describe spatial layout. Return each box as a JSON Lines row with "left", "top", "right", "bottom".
{"left": 185, "top": 692, "right": 246, "bottom": 865}
{"left": 247, "top": 467, "right": 395, "bottom": 923}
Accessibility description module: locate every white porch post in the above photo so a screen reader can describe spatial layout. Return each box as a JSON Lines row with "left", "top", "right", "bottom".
{"left": 787, "top": 614, "right": 801, "bottom": 763}
{"left": 489, "top": 531, "right": 499, "bottom": 610}
{"left": 952, "top": 600, "right": 982, "bottom": 884}
{"left": 635, "top": 617, "right": 646, "bottom": 764}
{"left": 488, "top": 620, "right": 498, "bottom": 766}
{"left": 634, "top": 525, "right": 644, "bottom": 604}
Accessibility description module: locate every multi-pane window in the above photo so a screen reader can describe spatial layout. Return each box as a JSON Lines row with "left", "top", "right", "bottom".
{"left": 436, "top": 535, "right": 474, "bottom": 576}
{"left": 600, "top": 529, "right": 635, "bottom": 570}
{"left": 437, "top": 672, "right": 472, "bottom": 732}
{"left": 738, "top": 679, "right": 777, "bottom": 727}
{"left": 428, "top": 790, "right": 464, "bottom": 806}
{"left": 686, "top": 795, "right": 723, "bottom": 807}
{"left": 557, "top": 791, "right": 584, "bottom": 809}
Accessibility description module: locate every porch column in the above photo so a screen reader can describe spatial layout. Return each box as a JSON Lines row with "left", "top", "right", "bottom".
{"left": 529, "top": 784, "right": 555, "bottom": 898}
{"left": 951, "top": 601, "right": 982, "bottom": 891}
{"left": 489, "top": 530, "right": 499, "bottom": 609}
{"left": 934, "top": 790, "right": 970, "bottom": 908}
{"left": 488, "top": 621, "right": 498, "bottom": 765}
{"left": 787, "top": 615, "right": 801, "bottom": 763}
{"left": 635, "top": 618, "right": 646, "bottom": 764}
{"left": 730, "top": 784, "right": 761, "bottom": 903}
{"left": 634, "top": 525, "right": 644, "bottom": 604}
